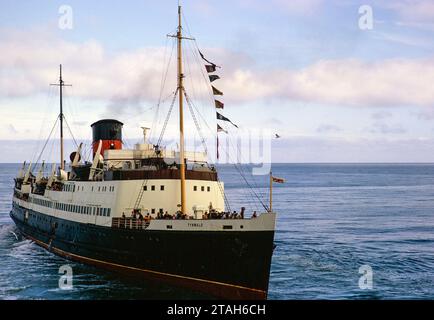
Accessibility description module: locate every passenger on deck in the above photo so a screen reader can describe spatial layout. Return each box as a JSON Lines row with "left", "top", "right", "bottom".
{"left": 240, "top": 207, "right": 245, "bottom": 219}
{"left": 121, "top": 212, "right": 126, "bottom": 219}
{"left": 252, "top": 211, "right": 257, "bottom": 218}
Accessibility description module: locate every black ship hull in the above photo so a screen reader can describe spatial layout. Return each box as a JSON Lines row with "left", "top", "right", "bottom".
{"left": 10, "top": 204, "right": 275, "bottom": 299}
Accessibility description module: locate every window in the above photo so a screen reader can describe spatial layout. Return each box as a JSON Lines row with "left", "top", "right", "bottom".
{"left": 151, "top": 209, "right": 156, "bottom": 214}
{"left": 143, "top": 186, "right": 147, "bottom": 191}
{"left": 107, "top": 209, "right": 111, "bottom": 217}
{"left": 160, "top": 185, "right": 165, "bottom": 191}
{"left": 151, "top": 185, "right": 155, "bottom": 191}
{"left": 194, "top": 186, "right": 197, "bottom": 191}
{"left": 207, "top": 186, "right": 210, "bottom": 192}
{"left": 159, "top": 208, "right": 164, "bottom": 214}
{"left": 201, "top": 186, "right": 205, "bottom": 192}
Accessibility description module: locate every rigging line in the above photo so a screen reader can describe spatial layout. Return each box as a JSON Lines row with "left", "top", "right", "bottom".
{"left": 186, "top": 39, "right": 210, "bottom": 114}
{"left": 207, "top": 118, "right": 267, "bottom": 210}
{"left": 157, "top": 88, "right": 179, "bottom": 147}
{"left": 219, "top": 124, "right": 268, "bottom": 211}
{"left": 47, "top": 126, "right": 58, "bottom": 166}
{"left": 191, "top": 40, "right": 218, "bottom": 110}
{"left": 190, "top": 43, "right": 264, "bottom": 201}
{"left": 185, "top": 95, "right": 233, "bottom": 212}
{"left": 184, "top": 91, "right": 208, "bottom": 156}
{"left": 34, "top": 117, "right": 60, "bottom": 167}
{"left": 185, "top": 40, "right": 212, "bottom": 133}
{"left": 180, "top": 16, "right": 216, "bottom": 120}
{"left": 184, "top": 39, "right": 201, "bottom": 113}
{"left": 191, "top": 103, "right": 265, "bottom": 211}
{"left": 186, "top": 93, "right": 267, "bottom": 210}
{"left": 233, "top": 139, "right": 268, "bottom": 208}
{"left": 63, "top": 116, "right": 80, "bottom": 150}
{"left": 150, "top": 37, "right": 176, "bottom": 143}
{"left": 180, "top": 13, "right": 266, "bottom": 211}
{"left": 31, "top": 87, "right": 57, "bottom": 165}
{"left": 35, "top": 118, "right": 59, "bottom": 168}
{"left": 84, "top": 143, "right": 92, "bottom": 163}
{"left": 63, "top": 89, "right": 79, "bottom": 138}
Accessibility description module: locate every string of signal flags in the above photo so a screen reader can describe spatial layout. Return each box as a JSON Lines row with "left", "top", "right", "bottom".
{"left": 199, "top": 50, "right": 239, "bottom": 159}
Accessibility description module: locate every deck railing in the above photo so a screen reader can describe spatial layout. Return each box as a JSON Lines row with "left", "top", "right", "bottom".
{"left": 112, "top": 218, "right": 151, "bottom": 230}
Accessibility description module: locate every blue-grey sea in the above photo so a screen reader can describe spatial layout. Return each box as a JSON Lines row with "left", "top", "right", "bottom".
{"left": 1, "top": 163, "right": 434, "bottom": 300}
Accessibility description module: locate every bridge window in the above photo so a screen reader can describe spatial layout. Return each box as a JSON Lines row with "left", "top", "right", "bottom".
{"left": 201, "top": 186, "right": 205, "bottom": 192}
{"left": 207, "top": 186, "right": 210, "bottom": 192}
{"left": 194, "top": 186, "right": 197, "bottom": 191}
{"left": 151, "top": 185, "right": 155, "bottom": 191}
{"left": 160, "top": 185, "right": 165, "bottom": 191}
{"left": 143, "top": 186, "right": 147, "bottom": 191}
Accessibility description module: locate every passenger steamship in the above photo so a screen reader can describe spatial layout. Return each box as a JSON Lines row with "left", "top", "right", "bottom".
{"left": 10, "top": 6, "right": 277, "bottom": 299}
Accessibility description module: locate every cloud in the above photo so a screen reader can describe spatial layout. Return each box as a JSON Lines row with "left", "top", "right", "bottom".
{"left": 272, "top": 0, "right": 324, "bottom": 15}
{"left": 72, "top": 121, "right": 88, "bottom": 127}
{"left": 369, "top": 122, "right": 407, "bottom": 134}
{"left": 416, "top": 110, "right": 434, "bottom": 120}
{"left": 272, "top": 136, "right": 434, "bottom": 162}
{"left": 316, "top": 124, "right": 341, "bottom": 133}
{"left": 371, "top": 31, "right": 433, "bottom": 48}
{"left": 238, "top": 0, "right": 324, "bottom": 15}
{"left": 0, "top": 28, "right": 171, "bottom": 103}
{"left": 371, "top": 111, "right": 393, "bottom": 120}
{"left": 386, "top": 0, "right": 434, "bottom": 22}
{"left": 2, "top": 28, "right": 434, "bottom": 111}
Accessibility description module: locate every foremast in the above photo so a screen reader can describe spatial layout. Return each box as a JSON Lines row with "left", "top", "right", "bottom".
{"left": 177, "top": 6, "right": 186, "bottom": 214}
{"left": 51, "top": 64, "right": 71, "bottom": 171}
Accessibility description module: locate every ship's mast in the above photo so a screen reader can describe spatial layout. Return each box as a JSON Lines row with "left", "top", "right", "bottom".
{"left": 51, "top": 64, "right": 71, "bottom": 170}
{"left": 177, "top": 6, "right": 186, "bottom": 214}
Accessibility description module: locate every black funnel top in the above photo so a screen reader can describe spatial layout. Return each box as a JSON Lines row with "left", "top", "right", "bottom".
{"left": 91, "top": 119, "right": 123, "bottom": 142}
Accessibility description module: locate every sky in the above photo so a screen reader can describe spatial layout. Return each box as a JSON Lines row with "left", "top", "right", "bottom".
{"left": 1, "top": 0, "right": 434, "bottom": 163}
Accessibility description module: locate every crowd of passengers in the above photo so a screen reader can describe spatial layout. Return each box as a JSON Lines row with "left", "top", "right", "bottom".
{"left": 121, "top": 207, "right": 258, "bottom": 221}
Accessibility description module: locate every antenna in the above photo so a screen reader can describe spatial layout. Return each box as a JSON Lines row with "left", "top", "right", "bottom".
{"left": 141, "top": 127, "right": 150, "bottom": 143}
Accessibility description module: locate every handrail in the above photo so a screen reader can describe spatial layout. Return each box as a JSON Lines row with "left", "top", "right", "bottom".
{"left": 112, "top": 217, "right": 151, "bottom": 230}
